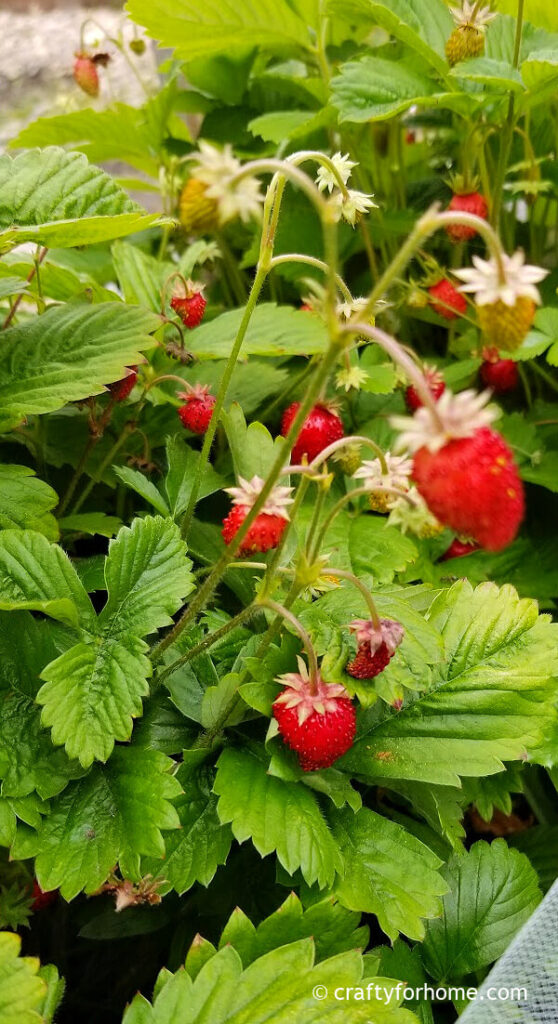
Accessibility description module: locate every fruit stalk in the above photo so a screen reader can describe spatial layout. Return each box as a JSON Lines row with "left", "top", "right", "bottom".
{"left": 259, "top": 598, "right": 320, "bottom": 691}
{"left": 491, "top": 0, "right": 526, "bottom": 227}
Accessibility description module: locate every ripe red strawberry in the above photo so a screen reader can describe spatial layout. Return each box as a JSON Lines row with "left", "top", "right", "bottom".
{"left": 428, "top": 278, "right": 467, "bottom": 321}
{"left": 480, "top": 353, "right": 519, "bottom": 394}
{"left": 347, "top": 642, "right": 392, "bottom": 679}
{"left": 413, "top": 427, "right": 524, "bottom": 551}
{"left": 281, "top": 402, "right": 344, "bottom": 463}
{"left": 447, "top": 192, "right": 489, "bottom": 242}
{"left": 109, "top": 367, "right": 138, "bottom": 402}
{"left": 440, "top": 538, "right": 480, "bottom": 560}
{"left": 405, "top": 366, "right": 446, "bottom": 412}
{"left": 345, "top": 618, "right": 404, "bottom": 680}
{"left": 31, "top": 881, "right": 57, "bottom": 911}
{"left": 177, "top": 384, "right": 215, "bottom": 434}
{"left": 171, "top": 290, "right": 207, "bottom": 329}
{"left": 273, "top": 660, "right": 356, "bottom": 771}
{"left": 222, "top": 475, "right": 293, "bottom": 555}
{"left": 73, "top": 53, "right": 99, "bottom": 97}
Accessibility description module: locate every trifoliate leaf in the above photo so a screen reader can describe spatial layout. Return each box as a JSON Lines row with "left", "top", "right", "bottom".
{"left": 0, "top": 530, "right": 95, "bottom": 629}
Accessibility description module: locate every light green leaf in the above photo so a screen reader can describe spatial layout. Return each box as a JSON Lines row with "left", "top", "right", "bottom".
{"left": 112, "top": 466, "right": 171, "bottom": 517}
{"left": 0, "top": 277, "right": 29, "bottom": 300}
{"left": 214, "top": 747, "right": 344, "bottom": 888}
{"left": 521, "top": 48, "right": 558, "bottom": 91}
{"left": 37, "top": 636, "right": 151, "bottom": 768}
{"left": 126, "top": 0, "right": 312, "bottom": 60}
{"left": 341, "top": 581, "right": 558, "bottom": 785}
{"left": 221, "top": 404, "right": 286, "bottom": 482}
{"left": 0, "top": 302, "right": 161, "bottom": 430}
{"left": 0, "top": 692, "right": 82, "bottom": 800}
{"left": 99, "top": 516, "right": 194, "bottom": 637}
{"left": 248, "top": 110, "right": 321, "bottom": 143}
{"left": 186, "top": 303, "right": 329, "bottom": 359}
{"left": 331, "top": 57, "right": 439, "bottom": 123}
{"left": 450, "top": 56, "right": 525, "bottom": 90}
{"left": 422, "top": 840, "right": 541, "bottom": 981}
{"left": 112, "top": 240, "right": 169, "bottom": 311}
{"left": 0, "top": 529, "right": 95, "bottom": 629}
{"left": 0, "top": 148, "right": 167, "bottom": 252}
{"left": 0, "top": 933, "right": 46, "bottom": 1024}
{"left": 328, "top": 0, "right": 453, "bottom": 73}
{"left": 332, "top": 807, "right": 447, "bottom": 942}
{"left": 58, "top": 513, "right": 123, "bottom": 538}
{"left": 33, "top": 747, "right": 181, "bottom": 897}
{"left": 0, "top": 466, "right": 59, "bottom": 540}
{"left": 164, "top": 435, "right": 225, "bottom": 518}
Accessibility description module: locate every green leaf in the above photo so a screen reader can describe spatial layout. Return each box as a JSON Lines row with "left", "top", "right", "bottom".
{"left": 99, "top": 516, "right": 194, "bottom": 638}
{"left": 0, "top": 302, "right": 161, "bottom": 430}
{"left": 58, "top": 513, "right": 123, "bottom": 538}
{"left": 521, "top": 48, "right": 558, "bottom": 91}
{"left": 509, "top": 824, "right": 558, "bottom": 893}
{"left": 164, "top": 436, "right": 224, "bottom": 518}
{"left": 112, "top": 466, "right": 171, "bottom": 517}
{"left": 152, "top": 766, "right": 232, "bottom": 894}
{"left": 450, "top": 56, "right": 525, "bottom": 90}
{"left": 422, "top": 840, "right": 541, "bottom": 981}
{"left": 0, "top": 529, "right": 95, "bottom": 629}
{"left": 221, "top": 404, "right": 286, "bottom": 482}
{"left": 126, "top": 0, "right": 312, "bottom": 60}
{"left": 331, "top": 807, "right": 446, "bottom": 942}
{"left": 0, "top": 932, "right": 46, "bottom": 1024}
{"left": 331, "top": 57, "right": 438, "bottom": 123}
{"left": 0, "top": 692, "right": 83, "bottom": 800}
{"left": 328, "top": 0, "right": 453, "bottom": 74}
{"left": 186, "top": 303, "right": 329, "bottom": 359}
{"left": 112, "top": 240, "right": 170, "bottom": 312}
{"left": 37, "top": 636, "right": 151, "bottom": 768}
{"left": 374, "top": 940, "right": 434, "bottom": 1024}
{"left": 0, "top": 466, "right": 59, "bottom": 540}
{"left": 33, "top": 747, "right": 181, "bottom": 898}
{"left": 341, "top": 581, "right": 558, "bottom": 785}
{"left": 248, "top": 110, "right": 322, "bottom": 143}
{"left": 214, "top": 748, "right": 343, "bottom": 888}
{"left": 0, "top": 148, "right": 167, "bottom": 251}
{"left": 0, "top": 277, "right": 29, "bottom": 300}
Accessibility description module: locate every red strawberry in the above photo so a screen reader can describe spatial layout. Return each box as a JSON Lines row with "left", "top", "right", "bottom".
{"left": 222, "top": 476, "right": 293, "bottom": 555}
{"left": 480, "top": 353, "right": 519, "bottom": 394}
{"left": 177, "top": 384, "right": 215, "bottom": 434}
{"left": 347, "top": 642, "right": 391, "bottom": 679}
{"left": 73, "top": 53, "right": 99, "bottom": 97}
{"left": 405, "top": 366, "right": 446, "bottom": 412}
{"left": 281, "top": 402, "right": 344, "bottom": 463}
{"left": 171, "top": 290, "right": 207, "bottom": 329}
{"left": 440, "top": 538, "right": 480, "bottom": 560}
{"left": 413, "top": 427, "right": 524, "bottom": 551}
{"left": 447, "top": 192, "right": 489, "bottom": 242}
{"left": 428, "top": 278, "right": 467, "bottom": 320}
{"left": 222, "top": 505, "right": 288, "bottom": 554}
{"left": 31, "top": 881, "right": 57, "bottom": 911}
{"left": 345, "top": 618, "right": 404, "bottom": 680}
{"left": 109, "top": 367, "right": 138, "bottom": 402}
{"left": 273, "top": 660, "right": 356, "bottom": 771}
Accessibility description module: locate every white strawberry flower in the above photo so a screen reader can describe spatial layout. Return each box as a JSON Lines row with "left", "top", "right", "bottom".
{"left": 449, "top": 1, "right": 496, "bottom": 28}
{"left": 390, "top": 389, "right": 498, "bottom": 454}
{"left": 331, "top": 189, "right": 378, "bottom": 226}
{"left": 316, "top": 152, "right": 357, "bottom": 193}
{"left": 192, "top": 141, "right": 264, "bottom": 224}
{"left": 454, "top": 251, "right": 548, "bottom": 307}
{"left": 353, "top": 452, "right": 413, "bottom": 503}
{"left": 224, "top": 475, "right": 294, "bottom": 519}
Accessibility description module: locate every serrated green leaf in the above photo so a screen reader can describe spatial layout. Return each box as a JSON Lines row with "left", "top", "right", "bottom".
{"left": 0, "top": 302, "right": 161, "bottom": 430}
{"left": 0, "top": 148, "right": 166, "bottom": 252}
{"left": 248, "top": 110, "right": 319, "bottom": 143}
{"left": 112, "top": 240, "right": 171, "bottom": 311}
{"left": 112, "top": 466, "right": 171, "bottom": 517}
{"left": 0, "top": 530, "right": 95, "bottom": 629}
{"left": 99, "top": 516, "right": 194, "bottom": 637}
{"left": 331, "top": 57, "right": 439, "bottom": 123}
{"left": 164, "top": 435, "right": 225, "bottom": 518}
{"left": 450, "top": 56, "right": 525, "bottom": 90}
{"left": 186, "top": 303, "right": 329, "bottom": 359}
{"left": 341, "top": 581, "right": 558, "bottom": 785}
{"left": 0, "top": 277, "right": 29, "bottom": 300}
{"left": 328, "top": 0, "right": 453, "bottom": 73}
{"left": 422, "top": 840, "right": 541, "bottom": 981}
{"left": 509, "top": 824, "right": 558, "bottom": 892}
{"left": 126, "top": 0, "right": 312, "bottom": 60}
{"left": 0, "top": 933, "right": 46, "bottom": 1024}
{"left": 33, "top": 747, "right": 181, "bottom": 898}
{"left": 331, "top": 806, "right": 446, "bottom": 942}
{"left": 0, "top": 466, "right": 58, "bottom": 540}
{"left": 214, "top": 748, "right": 343, "bottom": 888}
{"left": 222, "top": 404, "right": 286, "bottom": 482}
{"left": 0, "top": 692, "right": 83, "bottom": 800}
{"left": 58, "top": 513, "right": 123, "bottom": 538}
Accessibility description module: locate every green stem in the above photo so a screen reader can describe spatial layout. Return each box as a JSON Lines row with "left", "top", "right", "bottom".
{"left": 154, "top": 604, "right": 258, "bottom": 689}
{"left": 2, "top": 247, "right": 47, "bottom": 329}
{"left": 311, "top": 484, "right": 416, "bottom": 559}
{"left": 491, "top": 0, "right": 525, "bottom": 227}
{"left": 70, "top": 421, "right": 137, "bottom": 514}
{"left": 304, "top": 482, "right": 329, "bottom": 559}
{"left": 259, "top": 598, "right": 319, "bottom": 689}
{"left": 269, "top": 254, "right": 353, "bottom": 304}
{"left": 260, "top": 475, "right": 310, "bottom": 597}
{"left": 331, "top": 568, "right": 381, "bottom": 626}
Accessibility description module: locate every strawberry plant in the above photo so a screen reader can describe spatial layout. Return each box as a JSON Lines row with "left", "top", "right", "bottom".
{"left": 2, "top": 0, "right": 558, "bottom": 1021}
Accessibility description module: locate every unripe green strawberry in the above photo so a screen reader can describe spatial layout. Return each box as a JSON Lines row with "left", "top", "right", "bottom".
{"left": 179, "top": 178, "right": 219, "bottom": 235}
{"left": 333, "top": 443, "right": 361, "bottom": 476}
{"left": 477, "top": 297, "right": 536, "bottom": 352}
{"left": 446, "top": 25, "right": 484, "bottom": 66}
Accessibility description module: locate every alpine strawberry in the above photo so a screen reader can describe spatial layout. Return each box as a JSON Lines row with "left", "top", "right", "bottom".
{"left": 446, "top": 2, "right": 496, "bottom": 66}
{"left": 346, "top": 618, "right": 404, "bottom": 680}
{"left": 179, "top": 178, "right": 219, "bottom": 235}
{"left": 428, "top": 278, "right": 467, "bottom": 320}
{"left": 455, "top": 251, "right": 548, "bottom": 351}
{"left": 353, "top": 452, "right": 413, "bottom": 513}
{"left": 109, "top": 367, "right": 138, "bottom": 402}
{"left": 446, "top": 191, "right": 489, "bottom": 242}
{"left": 405, "top": 366, "right": 446, "bottom": 412}
{"left": 177, "top": 384, "right": 215, "bottom": 434}
{"left": 440, "top": 537, "right": 480, "bottom": 560}
{"left": 281, "top": 402, "right": 344, "bottom": 463}
{"left": 171, "top": 285, "right": 207, "bottom": 328}
{"left": 73, "top": 53, "right": 99, "bottom": 97}
{"left": 273, "top": 658, "right": 356, "bottom": 771}
{"left": 222, "top": 476, "right": 293, "bottom": 555}
{"left": 480, "top": 350, "right": 519, "bottom": 394}
{"left": 31, "top": 881, "right": 57, "bottom": 911}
